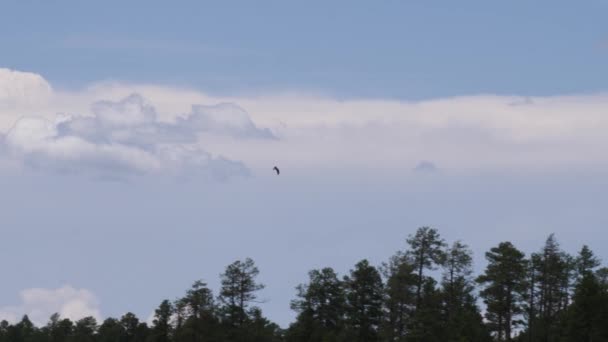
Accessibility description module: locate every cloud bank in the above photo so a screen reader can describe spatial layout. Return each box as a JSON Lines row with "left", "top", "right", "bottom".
{"left": 0, "top": 286, "right": 101, "bottom": 326}
{"left": 1, "top": 67, "right": 608, "bottom": 178}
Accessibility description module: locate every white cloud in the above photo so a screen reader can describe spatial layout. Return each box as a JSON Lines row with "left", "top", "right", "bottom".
{"left": 0, "top": 68, "right": 52, "bottom": 105}
{"left": 0, "top": 70, "right": 278, "bottom": 179}
{"left": 0, "top": 285, "right": 101, "bottom": 326}
{"left": 1, "top": 67, "right": 608, "bottom": 178}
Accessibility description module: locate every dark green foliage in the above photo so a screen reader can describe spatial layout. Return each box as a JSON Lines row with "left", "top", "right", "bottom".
{"left": 524, "top": 235, "right": 573, "bottom": 342}
{"left": 46, "top": 314, "right": 74, "bottom": 342}
{"left": 244, "top": 308, "right": 284, "bottom": 342}
{"left": 219, "top": 258, "right": 265, "bottom": 329}
{"left": 71, "top": 316, "right": 97, "bottom": 342}
{"left": 343, "top": 259, "right": 384, "bottom": 342}
{"left": 562, "top": 272, "right": 608, "bottom": 342}
{"left": 380, "top": 252, "right": 417, "bottom": 341}
{"left": 441, "top": 241, "right": 491, "bottom": 342}
{"left": 287, "top": 267, "right": 346, "bottom": 342}
{"left": 597, "top": 267, "right": 608, "bottom": 288}
{"left": 219, "top": 258, "right": 266, "bottom": 341}
{"left": 406, "top": 227, "right": 447, "bottom": 312}
{"left": 407, "top": 278, "right": 444, "bottom": 342}
{"left": 477, "top": 241, "right": 527, "bottom": 341}
{"left": 577, "top": 245, "right": 601, "bottom": 279}
{"left": 97, "top": 318, "right": 122, "bottom": 342}
{"left": 149, "top": 300, "right": 173, "bottom": 342}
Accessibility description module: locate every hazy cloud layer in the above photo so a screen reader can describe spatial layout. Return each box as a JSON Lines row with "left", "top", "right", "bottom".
{"left": 0, "top": 286, "right": 101, "bottom": 326}
{"left": 2, "top": 68, "right": 608, "bottom": 178}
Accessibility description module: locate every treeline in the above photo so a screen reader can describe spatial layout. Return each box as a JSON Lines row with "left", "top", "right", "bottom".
{"left": 1, "top": 227, "right": 608, "bottom": 342}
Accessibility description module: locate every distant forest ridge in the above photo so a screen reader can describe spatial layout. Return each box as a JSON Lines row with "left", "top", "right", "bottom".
{"left": 1, "top": 227, "right": 607, "bottom": 342}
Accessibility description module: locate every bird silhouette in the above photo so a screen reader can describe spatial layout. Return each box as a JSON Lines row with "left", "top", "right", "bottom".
{"left": 273, "top": 166, "right": 280, "bottom": 175}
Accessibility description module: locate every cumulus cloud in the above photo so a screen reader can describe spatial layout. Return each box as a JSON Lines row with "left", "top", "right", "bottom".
{"left": 0, "top": 70, "right": 279, "bottom": 179}
{"left": 181, "top": 103, "right": 276, "bottom": 140}
{"left": 0, "top": 68, "right": 52, "bottom": 105}
{"left": 0, "top": 286, "right": 101, "bottom": 326}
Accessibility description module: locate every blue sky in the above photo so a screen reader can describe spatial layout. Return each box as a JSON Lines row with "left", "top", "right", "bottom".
{"left": 1, "top": 1, "right": 608, "bottom": 328}
{"left": 2, "top": 1, "right": 607, "bottom": 98}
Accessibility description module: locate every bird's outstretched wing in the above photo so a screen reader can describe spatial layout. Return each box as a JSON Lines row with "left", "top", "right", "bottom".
{"left": 273, "top": 166, "right": 280, "bottom": 175}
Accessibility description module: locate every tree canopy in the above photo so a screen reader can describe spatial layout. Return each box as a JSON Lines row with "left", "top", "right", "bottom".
{"left": 0, "top": 228, "right": 606, "bottom": 342}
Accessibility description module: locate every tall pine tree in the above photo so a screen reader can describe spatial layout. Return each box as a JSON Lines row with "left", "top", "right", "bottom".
{"left": 477, "top": 242, "right": 527, "bottom": 341}
{"left": 406, "top": 227, "right": 446, "bottom": 313}
{"left": 343, "top": 259, "right": 383, "bottom": 342}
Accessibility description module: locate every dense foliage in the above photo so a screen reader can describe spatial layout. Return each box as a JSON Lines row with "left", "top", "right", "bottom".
{"left": 1, "top": 228, "right": 607, "bottom": 342}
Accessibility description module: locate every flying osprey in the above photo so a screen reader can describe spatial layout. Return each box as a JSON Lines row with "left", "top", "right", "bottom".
{"left": 273, "top": 166, "right": 280, "bottom": 175}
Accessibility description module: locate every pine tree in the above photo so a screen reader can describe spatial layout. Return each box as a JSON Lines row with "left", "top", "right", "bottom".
{"left": 150, "top": 300, "right": 173, "bottom": 342}
{"left": 441, "top": 241, "right": 489, "bottom": 342}
{"left": 245, "top": 307, "right": 284, "bottom": 342}
{"left": 526, "top": 235, "right": 573, "bottom": 341}
{"left": 597, "top": 267, "right": 608, "bottom": 288}
{"left": 562, "top": 272, "right": 608, "bottom": 341}
{"left": 97, "top": 318, "right": 123, "bottom": 342}
{"left": 408, "top": 278, "right": 444, "bottom": 342}
{"left": 177, "top": 280, "right": 219, "bottom": 342}
{"left": 219, "top": 258, "right": 265, "bottom": 329}
{"left": 120, "top": 312, "right": 140, "bottom": 342}
{"left": 476, "top": 242, "right": 527, "bottom": 341}
{"left": 45, "top": 314, "right": 74, "bottom": 342}
{"left": 344, "top": 259, "right": 384, "bottom": 342}
{"left": 72, "top": 316, "right": 97, "bottom": 342}
{"left": 288, "top": 267, "right": 346, "bottom": 341}
{"left": 406, "top": 227, "right": 446, "bottom": 312}
{"left": 380, "top": 252, "right": 417, "bottom": 341}
{"left": 576, "top": 245, "right": 601, "bottom": 280}
{"left": 15, "top": 315, "right": 37, "bottom": 342}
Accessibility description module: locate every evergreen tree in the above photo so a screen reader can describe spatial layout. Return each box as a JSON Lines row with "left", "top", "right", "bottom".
{"left": 477, "top": 242, "right": 527, "bottom": 341}
{"left": 45, "top": 314, "right": 74, "bottom": 342}
{"left": 71, "top": 316, "right": 97, "bottom": 342}
{"left": 288, "top": 267, "right": 346, "bottom": 341}
{"left": 184, "top": 280, "right": 215, "bottom": 320}
{"left": 380, "top": 252, "right": 417, "bottom": 341}
{"left": 1, "top": 229, "right": 607, "bottom": 342}
{"left": 219, "top": 258, "right": 265, "bottom": 329}
{"left": 597, "top": 267, "right": 608, "bottom": 288}
{"left": 0, "top": 321, "right": 8, "bottom": 342}
{"left": 576, "top": 245, "right": 601, "bottom": 280}
{"left": 245, "top": 307, "right": 284, "bottom": 342}
{"left": 441, "top": 241, "right": 489, "bottom": 342}
{"left": 15, "top": 315, "right": 37, "bottom": 342}
{"left": 562, "top": 272, "right": 608, "bottom": 341}
{"left": 526, "top": 235, "right": 573, "bottom": 341}
{"left": 97, "top": 318, "right": 123, "bottom": 342}
{"left": 177, "top": 280, "right": 221, "bottom": 342}
{"left": 119, "top": 312, "right": 148, "bottom": 342}
{"left": 134, "top": 323, "right": 149, "bottom": 342}
{"left": 408, "top": 278, "right": 444, "bottom": 342}
{"left": 150, "top": 300, "right": 173, "bottom": 342}
{"left": 406, "top": 227, "right": 446, "bottom": 312}
{"left": 343, "top": 259, "right": 383, "bottom": 342}
{"left": 442, "top": 241, "right": 473, "bottom": 331}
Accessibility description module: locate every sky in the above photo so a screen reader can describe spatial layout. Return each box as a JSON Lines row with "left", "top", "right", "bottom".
{"left": 0, "top": 0, "right": 608, "bottom": 328}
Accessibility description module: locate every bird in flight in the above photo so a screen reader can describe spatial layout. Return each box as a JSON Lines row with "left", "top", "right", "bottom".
{"left": 273, "top": 166, "right": 280, "bottom": 175}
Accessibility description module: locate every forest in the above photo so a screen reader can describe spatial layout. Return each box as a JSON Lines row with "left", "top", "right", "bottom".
{"left": 1, "top": 227, "right": 607, "bottom": 342}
